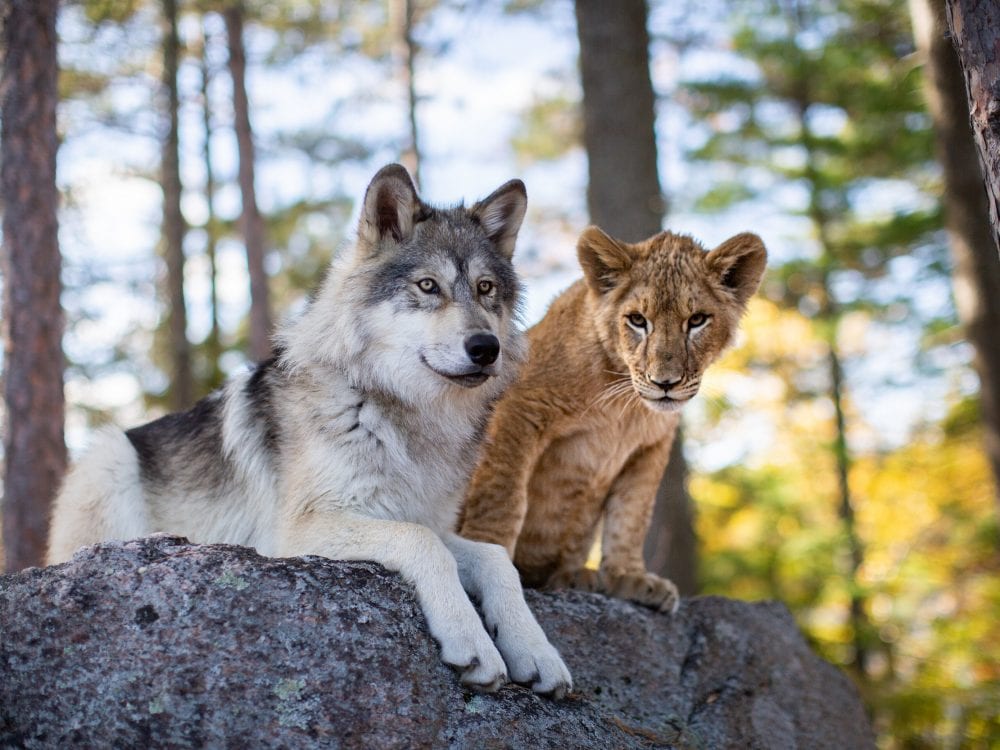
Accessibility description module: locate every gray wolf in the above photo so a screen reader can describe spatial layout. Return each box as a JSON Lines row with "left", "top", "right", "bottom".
{"left": 47, "top": 164, "right": 572, "bottom": 696}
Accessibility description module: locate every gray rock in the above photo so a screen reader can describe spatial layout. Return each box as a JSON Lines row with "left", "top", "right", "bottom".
{"left": 0, "top": 535, "right": 874, "bottom": 749}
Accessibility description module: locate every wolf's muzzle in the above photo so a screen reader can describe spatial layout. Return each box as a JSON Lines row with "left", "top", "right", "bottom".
{"left": 465, "top": 334, "right": 500, "bottom": 366}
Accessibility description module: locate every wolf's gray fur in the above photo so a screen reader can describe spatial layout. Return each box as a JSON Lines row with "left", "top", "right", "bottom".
{"left": 48, "top": 164, "right": 572, "bottom": 696}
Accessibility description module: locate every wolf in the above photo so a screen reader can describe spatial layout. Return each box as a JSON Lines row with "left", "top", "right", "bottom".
{"left": 47, "top": 164, "right": 572, "bottom": 697}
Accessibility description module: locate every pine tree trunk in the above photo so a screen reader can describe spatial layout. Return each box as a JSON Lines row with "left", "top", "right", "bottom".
{"left": 917, "top": 0, "right": 1000, "bottom": 502}
{"left": 224, "top": 2, "right": 272, "bottom": 363}
{"left": 826, "top": 326, "right": 871, "bottom": 675}
{"left": 395, "top": 0, "right": 422, "bottom": 189}
{"left": 200, "top": 25, "right": 225, "bottom": 393}
{"left": 1, "top": 0, "right": 67, "bottom": 572}
{"left": 575, "top": 0, "right": 697, "bottom": 589}
{"left": 575, "top": 0, "right": 663, "bottom": 242}
{"left": 162, "top": 0, "right": 194, "bottom": 411}
{"left": 944, "top": 0, "right": 1000, "bottom": 261}
{"left": 801, "top": 78, "right": 872, "bottom": 673}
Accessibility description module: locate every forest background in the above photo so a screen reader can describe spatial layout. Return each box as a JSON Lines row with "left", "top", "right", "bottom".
{"left": 1, "top": 0, "right": 998, "bottom": 747}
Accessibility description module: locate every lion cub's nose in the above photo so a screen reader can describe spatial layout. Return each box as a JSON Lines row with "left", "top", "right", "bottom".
{"left": 465, "top": 333, "right": 500, "bottom": 366}
{"left": 649, "top": 374, "right": 682, "bottom": 389}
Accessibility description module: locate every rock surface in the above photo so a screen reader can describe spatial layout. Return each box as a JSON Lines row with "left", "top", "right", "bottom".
{"left": 0, "top": 536, "right": 874, "bottom": 749}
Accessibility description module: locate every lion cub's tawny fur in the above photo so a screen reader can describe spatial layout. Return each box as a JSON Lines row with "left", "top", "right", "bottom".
{"left": 460, "top": 226, "right": 766, "bottom": 612}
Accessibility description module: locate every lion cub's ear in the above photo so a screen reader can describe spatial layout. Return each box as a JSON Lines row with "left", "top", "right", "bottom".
{"left": 577, "top": 226, "right": 634, "bottom": 294}
{"left": 706, "top": 232, "right": 767, "bottom": 307}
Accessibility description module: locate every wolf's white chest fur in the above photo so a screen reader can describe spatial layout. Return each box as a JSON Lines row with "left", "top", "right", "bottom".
{"left": 277, "top": 364, "right": 481, "bottom": 536}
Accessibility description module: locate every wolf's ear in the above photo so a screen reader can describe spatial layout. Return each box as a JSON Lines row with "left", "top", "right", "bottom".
{"left": 470, "top": 179, "right": 527, "bottom": 260}
{"left": 577, "top": 226, "right": 633, "bottom": 294}
{"left": 359, "top": 164, "right": 420, "bottom": 250}
{"left": 706, "top": 232, "right": 767, "bottom": 307}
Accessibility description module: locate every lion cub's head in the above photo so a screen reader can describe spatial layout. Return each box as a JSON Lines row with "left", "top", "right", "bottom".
{"left": 578, "top": 226, "right": 766, "bottom": 414}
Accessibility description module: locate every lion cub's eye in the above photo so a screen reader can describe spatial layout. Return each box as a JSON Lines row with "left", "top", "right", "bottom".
{"left": 627, "top": 312, "right": 647, "bottom": 329}
{"left": 477, "top": 279, "right": 494, "bottom": 295}
{"left": 417, "top": 278, "right": 440, "bottom": 294}
{"left": 688, "top": 312, "right": 709, "bottom": 330}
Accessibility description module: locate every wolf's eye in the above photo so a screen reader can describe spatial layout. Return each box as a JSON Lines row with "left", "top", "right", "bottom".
{"left": 688, "top": 312, "right": 709, "bottom": 330}
{"left": 417, "top": 278, "right": 439, "bottom": 294}
{"left": 627, "top": 312, "right": 647, "bottom": 329}
{"left": 477, "top": 279, "right": 494, "bottom": 295}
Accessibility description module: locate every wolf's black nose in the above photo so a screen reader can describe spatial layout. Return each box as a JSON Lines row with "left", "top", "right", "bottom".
{"left": 465, "top": 334, "right": 500, "bottom": 366}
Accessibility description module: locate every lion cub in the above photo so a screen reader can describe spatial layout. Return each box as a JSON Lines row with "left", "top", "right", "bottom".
{"left": 460, "top": 226, "right": 766, "bottom": 612}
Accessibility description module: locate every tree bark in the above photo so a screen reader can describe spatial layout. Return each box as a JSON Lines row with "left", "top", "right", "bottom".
{"left": 1, "top": 0, "right": 67, "bottom": 572}
{"left": 394, "top": 0, "right": 422, "bottom": 189}
{"left": 200, "top": 24, "right": 225, "bottom": 393}
{"left": 916, "top": 0, "right": 1000, "bottom": 502}
{"left": 161, "top": 0, "right": 194, "bottom": 411}
{"left": 945, "top": 0, "right": 1000, "bottom": 260}
{"left": 798, "top": 71, "right": 872, "bottom": 673}
{"left": 575, "top": 0, "right": 664, "bottom": 242}
{"left": 224, "top": 1, "right": 272, "bottom": 363}
{"left": 575, "top": 0, "right": 696, "bottom": 589}
{"left": 827, "top": 322, "right": 870, "bottom": 675}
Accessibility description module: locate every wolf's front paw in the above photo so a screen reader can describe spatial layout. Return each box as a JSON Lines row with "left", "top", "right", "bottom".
{"left": 599, "top": 568, "right": 680, "bottom": 613}
{"left": 491, "top": 616, "right": 572, "bottom": 699}
{"left": 544, "top": 566, "right": 599, "bottom": 592}
{"left": 438, "top": 626, "right": 508, "bottom": 693}
{"left": 502, "top": 637, "right": 573, "bottom": 699}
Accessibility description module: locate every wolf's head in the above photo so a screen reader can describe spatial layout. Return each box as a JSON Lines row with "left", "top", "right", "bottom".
{"left": 286, "top": 164, "right": 527, "bottom": 403}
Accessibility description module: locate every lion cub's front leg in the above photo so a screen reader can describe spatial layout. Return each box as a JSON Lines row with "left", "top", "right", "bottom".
{"left": 535, "top": 440, "right": 680, "bottom": 612}
{"left": 598, "top": 440, "right": 680, "bottom": 612}
{"left": 543, "top": 441, "right": 680, "bottom": 612}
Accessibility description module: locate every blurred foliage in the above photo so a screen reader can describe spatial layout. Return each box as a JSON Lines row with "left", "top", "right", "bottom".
{"left": 682, "top": 0, "right": 997, "bottom": 745}
{"left": 511, "top": 93, "right": 581, "bottom": 164}
{"left": 694, "top": 300, "right": 999, "bottom": 746}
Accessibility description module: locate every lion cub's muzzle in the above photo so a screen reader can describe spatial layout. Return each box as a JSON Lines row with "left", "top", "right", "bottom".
{"left": 632, "top": 372, "right": 700, "bottom": 412}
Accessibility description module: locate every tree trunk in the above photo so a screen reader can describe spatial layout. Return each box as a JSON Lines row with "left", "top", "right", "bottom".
{"left": 200, "top": 24, "right": 225, "bottom": 393}
{"left": 162, "top": 0, "right": 194, "bottom": 411}
{"left": 1, "top": 0, "right": 67, "bottom": 572}
{"left": 944, "top": 0, "right": 1000, "bottom": 260}
{"left": 575, "top": 0, "right": 696, "bottom": 589}
{"left": 575, "top": 0, "right": 664, "bottom": 242}
{"left": 827, "top": 326, "right": 871, "bottom": 675}
{"left": 224, "top": 1, "right": 272, "bottom": 363}
{"left": 395, "top": 0, "right": 422, "bottom": 189}
{"left": 800, "top": 69, "right": 872, "bottom": 672}
{"left": 913, "top": 0, "right": 1000, "bottom": 503}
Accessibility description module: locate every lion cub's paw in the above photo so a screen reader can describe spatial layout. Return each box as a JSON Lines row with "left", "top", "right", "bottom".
{"left": 599, "top": 569, "right": 680, "bottom": 614}
{"left": 438, "top": 627, "right": 508, "bottom": 692}
{"left": 544, "top": 566, "right": 600, "bottom": 592}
